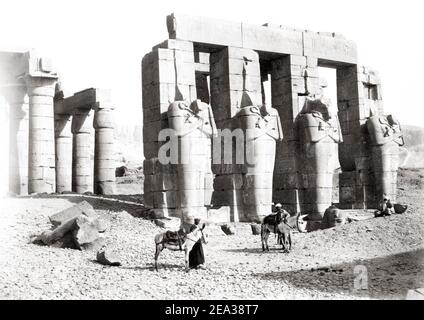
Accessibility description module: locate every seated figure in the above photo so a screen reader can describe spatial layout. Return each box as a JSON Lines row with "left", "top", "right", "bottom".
{"left": 374, "top": 195, "right": 395, "bottom": 217}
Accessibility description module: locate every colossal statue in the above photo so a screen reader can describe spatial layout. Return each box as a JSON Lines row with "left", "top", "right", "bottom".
{"left": 238, "top": 103, "right": 283, "bottom": 221}
{"left": 366, "top": 114, "right": 403, "bottom": 202}
{"left": 167, "top": 99, "right": 217, "bottom": 224}
{"left": 296, "top": 96, "right": 343, "bottom": 221}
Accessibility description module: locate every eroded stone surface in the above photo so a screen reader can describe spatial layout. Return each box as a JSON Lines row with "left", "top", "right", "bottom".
{"left": 140, "top": 14, "right": 402, "bottom": 225}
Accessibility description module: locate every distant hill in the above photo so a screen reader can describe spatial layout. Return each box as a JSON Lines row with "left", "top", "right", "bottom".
{"left": 402, "top": 125, "right": 424, "bottom": 148}
{"left": 401, "top": 125, "right": 424, "bottom": 168}
{"left": 114, "top": 125, "right": 143, "bottom": 168}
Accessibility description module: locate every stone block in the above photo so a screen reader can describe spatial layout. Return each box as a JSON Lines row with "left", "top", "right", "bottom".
{"left": 273, "top": 189, "right": 298, "bottom": 204}
{"left": 299, "top": 187, "right": 333, "bottom": 204}
{"left": 168, "top": 13, "right": 243, "bottom": 47}
{"left": 179, "top": 189, "right": 205, "bottom": 208}
{"left": 303, "top": 32, "right": 358, "bottom": 64}
{"left": 153, "top": 191, "right": 178, "bottom": 209}
{"left": 143, "top": 142, "right": 159, "bottom": 159}
{"left": 337, "top": 80, "right": 362, "bottom": 101}
{"left": 241, "top": 188, "right": 272, "bottom": 205}
{"left": 220, "top": 224, "right": 236, "bottom": 235}
{"left": 154, "top": 173, "right": 178, "bottom": 191}
{"left": 339, "top": 185, "right": 355, "bottom": 203}
{"left": 49, "top": 201, "right": 96, "bottom": 227}
{"left": 153, "top": 39, "right": 194, "bottom": 53}
{"left": 204, "top": 189, "right": 213, "bottom": 206}
{"left": 251, "top": 223, "right": 261, "bottom": 235}
{"left": 301, "top": 173, "right": 334, "bottom": 189}
{"left": 176, "top": 171, "right": 205, "bottom": 190}
{"left": 211, "top": 189, "right": 242, "bottom": 206}
{"left": 273, "top": 172, "right": 298, "bottom": 190}
{"left": 274, "top": 155, "right": 297, "bottom": 173}
{"left": 242, "top": 23, "right": 303, "bottom": 55}
{"left": 213, "top": 174, "right": 243, "bottom": 191}
{"left": 207, "top": 206, "right": 231, "bottom": 223}
{"left": 72, "top": 215, "right": 100, "bottom": 249}
{"left": 243, "top": 173, "right": 274, "bottom": 190}
{"left": 96, "top": 247, "right": 121, "bottom": 267}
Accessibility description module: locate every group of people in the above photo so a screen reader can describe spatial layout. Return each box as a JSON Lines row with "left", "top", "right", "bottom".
{"left": 188, "top": 204, "right": 289, "bottom": 269}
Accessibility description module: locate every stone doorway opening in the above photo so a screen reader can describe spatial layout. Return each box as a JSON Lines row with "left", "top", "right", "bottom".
{"left": 318, "top": 66, "right": 340, "bottom": 204}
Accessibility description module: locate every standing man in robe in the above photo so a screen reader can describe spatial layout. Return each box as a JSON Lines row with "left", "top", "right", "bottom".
{"left": 189, "top": 218, "right": 206, "bottom": 269}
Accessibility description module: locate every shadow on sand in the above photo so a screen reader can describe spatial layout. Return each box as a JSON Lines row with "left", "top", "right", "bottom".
{"left": 253, "top": 248, "right": 424, "bottom": 299}
{"left": 121, "top": 263, "right": 185, "bottom": 272}
{"left": 23, "top": 193, "right": 149, "bottom": 217}
{"left": 224, "top": 247, "right": 286, "bottom": 255}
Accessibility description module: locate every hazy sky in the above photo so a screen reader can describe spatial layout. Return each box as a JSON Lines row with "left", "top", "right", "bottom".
{"left": 1, "top": 0, "right": 424, "bottom": 126}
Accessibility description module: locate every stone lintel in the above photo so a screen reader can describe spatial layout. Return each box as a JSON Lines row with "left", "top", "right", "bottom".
{"left": 55, "top": 88, "right": 113, "bottom": 115}
{"left": 167, "top": 13, "right": 358, "bottom": 64}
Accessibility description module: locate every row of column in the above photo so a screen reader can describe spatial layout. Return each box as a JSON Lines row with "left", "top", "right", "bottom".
{"left": 55, "top": 102, "right": 116, "bottom": 195}
{"left": 5, "top": 80, "right": 116, "bottom": 195}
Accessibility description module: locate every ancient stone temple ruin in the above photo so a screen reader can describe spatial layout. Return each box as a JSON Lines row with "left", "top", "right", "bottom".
{"left": 0, "top": 50, "right": 116, "bottom": 196}
{"left": 142, "top": 14, "right": 403, "bottom": 227}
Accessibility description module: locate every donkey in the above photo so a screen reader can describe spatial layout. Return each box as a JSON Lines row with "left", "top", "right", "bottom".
{"left": 154, "top": 224, "right": 207, "bottom": 272}
{"left": 276, "top": 223, "right": 292, "bottom": 253}
{"left": 261, "top": 211, "right": 296, "bottom": 252}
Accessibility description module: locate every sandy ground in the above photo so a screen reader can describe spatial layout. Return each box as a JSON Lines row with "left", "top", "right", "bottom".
{"left": 0, "top": 168, "right": 423, "bottom": 300}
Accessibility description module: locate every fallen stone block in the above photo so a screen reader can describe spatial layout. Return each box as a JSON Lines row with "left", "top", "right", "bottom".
{"left": 250, "top": 223, "right": 261, "bottom": 235}
{"left": 92, "top": 218, "right": 109, "bottom": 233}
{"left": 82, "top": 237, "right": 106, "bottom": 252}
{"left": 96, "top": 247, "right": 122, "bottom": 266}
{"left": 394, "top": 204, "right": 408, "bottom": 214}
{"left": 49, "top": 201, "right": 96, "bottom": 227}
{"left": 221, "top": 224, "right": 236, "bottom": 235}
{"left": 50, "top": 233, "right": 79, "bottom": 249}
{"left": 72, "top": 215, "right": 100, "bottom": 249}
{"left": 321, "top": 206, "right": 348, "bottom": 229}
{"left": 32, "top": 217, "right": 78, "bottom": 246}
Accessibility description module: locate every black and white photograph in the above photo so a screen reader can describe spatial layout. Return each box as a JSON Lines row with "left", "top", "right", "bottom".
{"left": 0, "top": 0, "right": 423, "bottom": 306}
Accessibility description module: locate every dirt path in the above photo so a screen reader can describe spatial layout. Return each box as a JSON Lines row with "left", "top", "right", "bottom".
{"left": 0, "top": 168, "right": 423, "bottom": 299}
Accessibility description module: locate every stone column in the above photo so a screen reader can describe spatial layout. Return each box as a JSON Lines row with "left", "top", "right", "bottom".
{"left": 4, "top": 85, "right": 29, "bottom": 195}
{"left": 54, "top": 113, "right": 72, "bottom": 193}
{"left": 25, "top": 76, "right": 57, "bottom": 194}
{"left": 71, "top": 108, "right": 94, "bottom": 194}
{"left": 93, "top": 106, "right": 116, "bottom": 195}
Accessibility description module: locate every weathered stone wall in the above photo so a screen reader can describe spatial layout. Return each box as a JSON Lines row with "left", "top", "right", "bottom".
{"left": 271, "top": 55, "right": 321, "bottom": 214}
{"left": 209, "top": 47, "right": 264, "bottom": 221}
{"left": 141, "top": 14, "right": 404, "bottom": 225}
{"left": 55, "top": 88, "right": 117, "bottom": 195}
{"left": 337, "top": 67, "right": 386, "bottom": 209}
{"left": 142, "top": 40, "right": 197, "bottom": 219}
